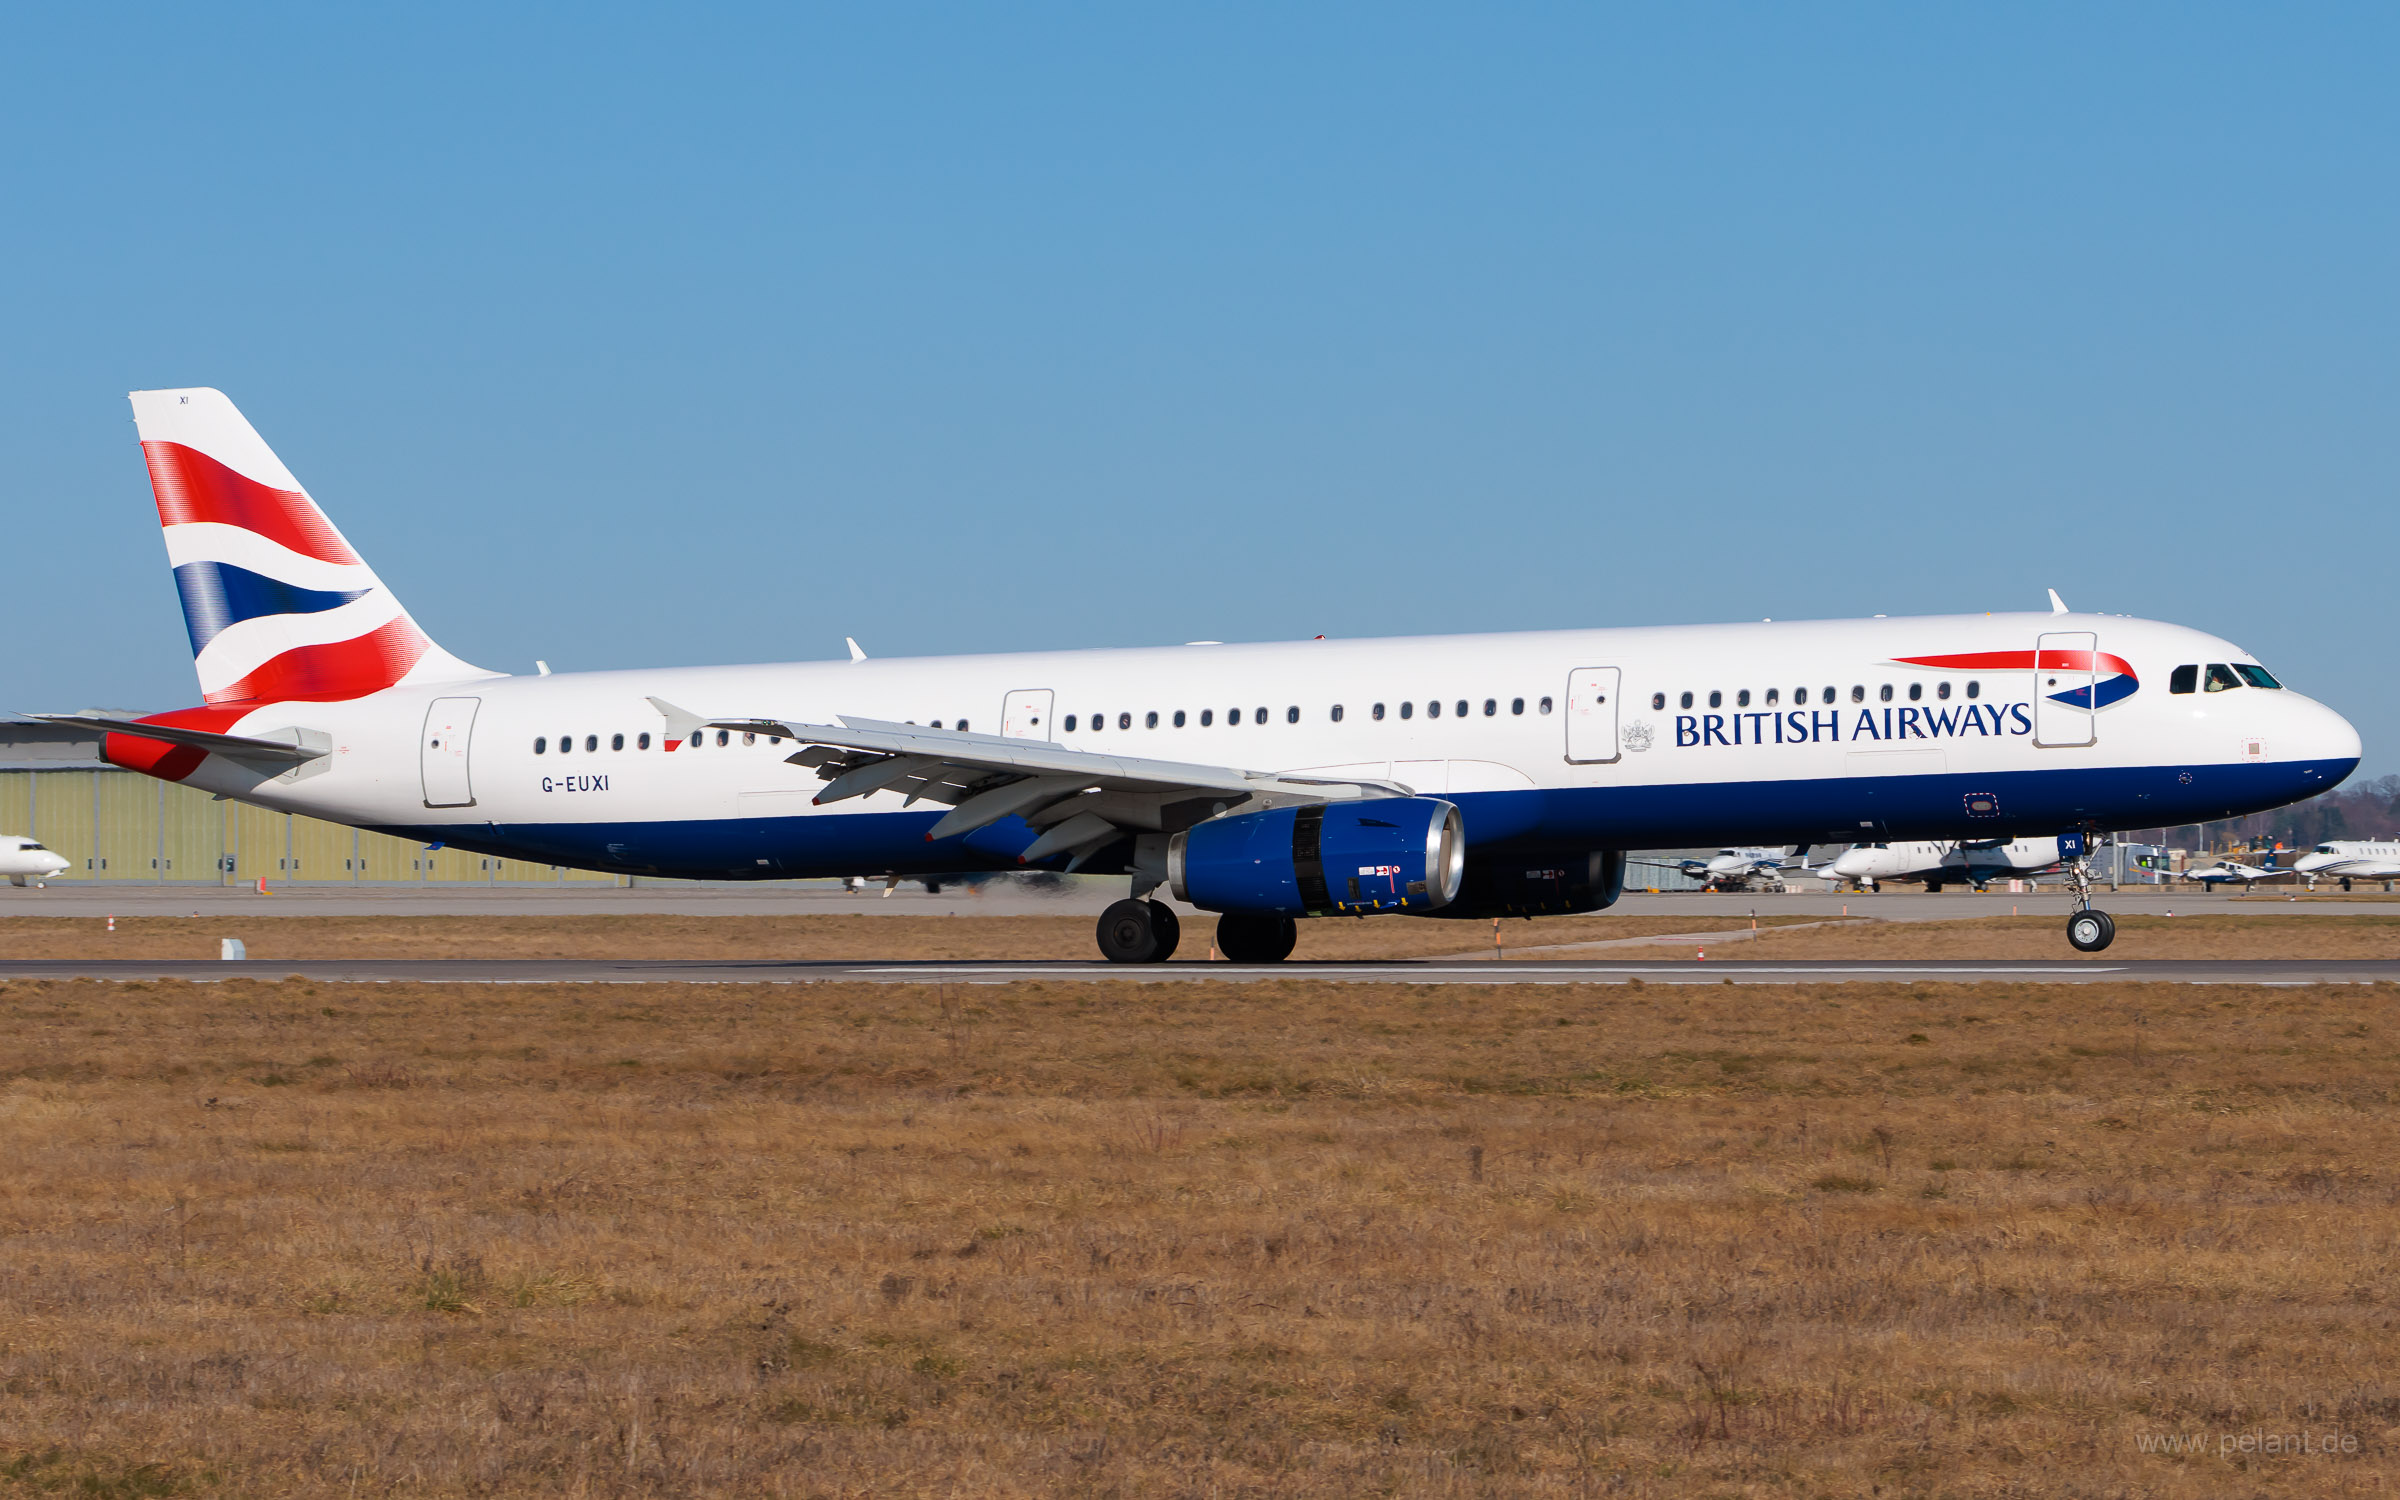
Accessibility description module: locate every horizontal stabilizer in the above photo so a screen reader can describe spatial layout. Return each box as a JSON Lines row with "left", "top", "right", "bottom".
{"left": 25, "top": 712, "right": 328, "bottom": 765}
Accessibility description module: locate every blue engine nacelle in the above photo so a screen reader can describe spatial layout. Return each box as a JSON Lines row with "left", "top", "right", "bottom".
{"left": 1167, "top": 798, "right": 1465, "bottom": 915}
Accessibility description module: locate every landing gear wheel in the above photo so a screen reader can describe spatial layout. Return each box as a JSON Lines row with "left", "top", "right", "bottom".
{"left": 1145, "top": 900, "right": 1181, "bottom": 962}
{"left": 2066, "top": 910, "right": 2115, "bottom": 953}
{"left": 1214, "top": 911, "right": 1298, "bottom": 963}
{"left": 1097, "top": 898, "right": 1167, "bottom": 964}
{"left": 1925, "top": 881, "right": 1942, "bottom": 895}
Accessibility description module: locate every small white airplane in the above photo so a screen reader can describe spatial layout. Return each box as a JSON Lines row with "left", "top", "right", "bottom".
{"left": 2292, "top": 840, "right": 2400, "bottom": 891}
{"left": 2178, "top": 850, "right": 2296, "bottom": 891}
{"left": 0, "top": 835, "right": 70, "bottom": 887}
{"left": 1822, "top": 837, "right": 2068, "bottom": 892}
{"left": 1643, "top": 847, "right": 1813, "bottom": 892}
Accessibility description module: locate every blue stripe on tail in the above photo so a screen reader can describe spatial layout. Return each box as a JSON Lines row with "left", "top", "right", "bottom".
{"left": 171, "top": 561, "right": 369, "bottom": 655}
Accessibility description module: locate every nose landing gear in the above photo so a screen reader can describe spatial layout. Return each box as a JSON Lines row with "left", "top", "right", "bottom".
{"left": 2063, "top": 845, "right": 2115, "bottom": 952}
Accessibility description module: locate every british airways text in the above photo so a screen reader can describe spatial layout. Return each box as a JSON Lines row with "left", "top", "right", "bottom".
{"left": 1675, "top": 704, "right": 2035, "bottom": 748}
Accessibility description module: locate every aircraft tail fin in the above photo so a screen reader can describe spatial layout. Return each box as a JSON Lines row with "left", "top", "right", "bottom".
{"left": 127, "top": 388, "right": 495, "bottom": 705}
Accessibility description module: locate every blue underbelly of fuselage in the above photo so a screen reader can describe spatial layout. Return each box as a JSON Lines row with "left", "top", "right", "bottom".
{"left": 377, "top": 755, "right": 2352, "bottom": 883}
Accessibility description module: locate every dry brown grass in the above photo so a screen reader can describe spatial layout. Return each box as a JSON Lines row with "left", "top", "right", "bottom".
{"left": 1684, "top": 913, "right": 2400, "bottom": 961}
{"left": 0, "top": 911, "right": 1813, "bottom": 964}
{"left": 3, "top": 974, "right": 2399, "bottom": 1495}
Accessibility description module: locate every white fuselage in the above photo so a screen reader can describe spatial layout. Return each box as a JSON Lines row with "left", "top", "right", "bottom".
{"left": 2293, "top": 842, "right": 2400, "bottom": 882}
{"left": 0, "top": 836, "right": 70, "bottom": 885}
{"left": 128, "top": 610, "right": 2361, "bottom": 884}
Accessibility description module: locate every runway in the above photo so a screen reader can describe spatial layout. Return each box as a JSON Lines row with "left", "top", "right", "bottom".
{"left": 2, "top": 956, "right": 2393, "bottom": 985}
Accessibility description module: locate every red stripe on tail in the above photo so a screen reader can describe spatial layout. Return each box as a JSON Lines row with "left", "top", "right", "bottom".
{"left": 206, "top": 616, "right": 431, "bottom": 705}
{"left": 142, "top": 440, "right": 361, "bottom": 565}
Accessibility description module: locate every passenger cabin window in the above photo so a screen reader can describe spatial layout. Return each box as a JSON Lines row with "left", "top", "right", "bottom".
{"left": 558, "top": 734, "right": 572, "bottom": 754}
{"left": 1707, "top": 690, "right": 1721, "bottom": 709}
{"left": 2234, "top": 664, "right": 2282, "bottom": 689}
{"left": 1064, "top": 715, "right": 1078, "bottom": 732}
{"left": 1400, "top": 701, "right": 1414, "bottom": 720}
{"left": 1254, "top": 707, "right": 1268, "bottom": 724}
{"left": 1965, "top": 681, "right": 1980, "bottom": 699}
{"left": 715, "top": 730, "right": 729, "bottom": 747}
{"left": 1455, "top": 700, "right": 1468, "bottom": 717}
{"left": 1936, "top": 682, "right": 1950, "bottom": 700}
{"left": 1119, "top": 712, "right": 1132, "bottom": 730}
{"left": 1371, "top": 703, "right": 1384, "bottom": 720}
{"left": 1877, "top": 685, "right": 1892, "bottom": 703}
{"left": 1145, "top": 711, "right": 1158, "bottom": 728}
{"left": 2169, "top": 665, "right": 2197, "bottom": 694}
{"left": 1539, "top": 696, "right": 1553, "bottom": 714}
{"left": 611, "top": 733, "right": 624, "bottom": 750}
{"left": 1907, "top": 683, "right": 1922, "bottom": 701}
{"left": 1483, "top": 698, "right": 1497, "bottom": 716}
{"left": 1764, "top": 688, "right": 1778, "bottom": 706}
{"left": 1330, "top": 704, "right": 1344, "bottom": 723}
{"left": 1679, "top": 691, "right": 1694, "bottom": 710}
{"left": 1736, "top": 689, "right": 1750, "bottom": 708}
{"left": 1200, "top": 709, "right": 1213, "bottom": 726}
{"left": 1823, "top": 686, "right": 1836, "bottom": 703}
{"left": 1286, "top": 706, "right": 1300, "bottom": 723}
{"left": 1651, "top": 693, "right": 1665, "bottom": 710}
{"left": 742, "top": 732, "right": 755, "bottom": 746}
{"left": 2205, "top": 663, "right": 2240, "bottom": 693}
{"left": 637, "top": 733, "right": 651, "bottom": 749}
{"left": 1427, "top": 700, "right": 1441, "bottom": 718}
{"left": 1511, "top": 697, "right": 1525, "bottom": 715}
{"left": 534, "top": 737, "right": 547, "bottom": 754}
{"left": 1794, "top": 688, "right": 1807, "bottom": 705}
{"left": 1173, "top": 710, "right": 1186, "bottom": 727}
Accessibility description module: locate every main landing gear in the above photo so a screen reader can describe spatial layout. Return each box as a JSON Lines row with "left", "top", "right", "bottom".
{"left": 1096, "top": 898, "right": 1182, "bottom": 964}
{"left": 1213, "top": 911, "right": 1297, "bottom": 964}
{"left": 2063, "top": 848, "right": 2115, "bottom": 953}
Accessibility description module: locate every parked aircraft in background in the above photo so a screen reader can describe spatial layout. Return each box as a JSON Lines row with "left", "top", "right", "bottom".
{"left": 1823, "top": 837, "right": 2068, "bottom": 892}
{"left": 0, "top": 836, "right": 69, "bottom": 887}
{"left": 33, "top": 388, "right": 2362, "bottom": 960}
{"left": 2179, "top": 850, "right": 2296, "bottom": 891}
{"left": 1640, "top": 847, "right": 1812, "bottom": 892}
{"left": 2292, "top": 841, "right": 2400, "bottom": 892}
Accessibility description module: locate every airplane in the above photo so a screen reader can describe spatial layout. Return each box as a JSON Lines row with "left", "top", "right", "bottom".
{"left": 32, "top": 388, "right": 2364, "bottom": 961}
{"left": 1822, "top": 836, "right": 2068, "bottom": 892}
{"left": 1640, "top": 847, "right": 1814, "bottom": 892}
{"left": 0, "top": 835, "right": 69, "bottom": 888}
{"left": 2179, "top": 854, "right": 2297, "bottom": 891}
{"left": 2291, "top": 840, "right": 2400, "bottom": 892}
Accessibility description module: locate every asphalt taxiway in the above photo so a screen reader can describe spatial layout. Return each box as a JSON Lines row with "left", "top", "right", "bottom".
{"left": 1, "top": 957, "right": 2392, "bottom": 985}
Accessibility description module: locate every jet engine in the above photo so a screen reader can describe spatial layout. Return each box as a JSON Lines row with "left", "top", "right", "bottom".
{"left": 1168, "top": 798, "right": 1464, "bottom": 915}
{"left": 1426, "top": 847, "right": 1626, "bottom": 919}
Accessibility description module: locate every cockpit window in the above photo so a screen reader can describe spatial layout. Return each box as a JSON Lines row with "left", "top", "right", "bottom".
{"left": 2169, "top": 664, "right": 2197, "bottom": 695}
{"left": 2233, "top": 663, "right": 2282, "bottom": 689}
{"left": 2315, "top": 844, "right": 2337, "bottom": 854}
{"left": 2203, "top": 663, "right": 2241, "bottom": 693}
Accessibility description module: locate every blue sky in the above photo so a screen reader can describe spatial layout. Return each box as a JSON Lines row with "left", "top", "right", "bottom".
{"left": 6, "top": 6, "right": 2395, "bottom": 771}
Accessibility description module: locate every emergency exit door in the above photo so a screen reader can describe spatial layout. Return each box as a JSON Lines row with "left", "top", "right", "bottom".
{"left": 420, "top": 697, "right": 480, "bottom": 807}
{"left": 1564, "top": 667, "right": 1621, "bottom": 764}
{"left": 1000, "top": 689, "right": 1055, "bottom": 740}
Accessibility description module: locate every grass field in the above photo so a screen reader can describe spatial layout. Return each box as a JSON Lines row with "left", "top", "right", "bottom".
{"left": 3, "top": 972, "right": 2397, "bottom": 1496}
{"left": 0, "top": 911, "right": 1821, "bottom": 963}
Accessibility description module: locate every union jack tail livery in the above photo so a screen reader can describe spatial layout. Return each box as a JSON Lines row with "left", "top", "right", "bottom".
{"left": 130, "top": 388, "right": 491, "bottom": 706}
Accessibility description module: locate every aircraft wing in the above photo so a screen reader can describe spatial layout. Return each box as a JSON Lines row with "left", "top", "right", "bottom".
{"left": 649, "top": 700, "right": 1414, "bottom": 867}
{"left": 24, "top": 712, "right": 328, "bottom": 765}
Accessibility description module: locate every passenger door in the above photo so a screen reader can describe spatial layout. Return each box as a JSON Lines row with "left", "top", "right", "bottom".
{"left": 420, "top": 697, "right": 480, "bottom": 807}
{"left": 1000, "top": 689, "right": 1055, "bottom": 740}
{"left": 1564, "top": 667, "right": 1621, "bottom": 764}
{"left": 2033, "top": 631, "right": 2098, "bottom": 748}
